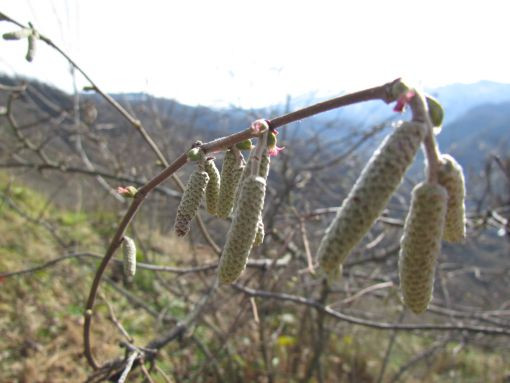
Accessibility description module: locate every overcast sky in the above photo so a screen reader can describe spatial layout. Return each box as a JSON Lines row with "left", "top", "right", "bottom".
{"left": 1, "top": 0, "right": 509, "bottom": 108}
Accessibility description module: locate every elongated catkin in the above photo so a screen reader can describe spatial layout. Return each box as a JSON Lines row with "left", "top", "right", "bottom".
{"left": 253, "top": 220, "right": 265, "bottom": 247}
{"left": 437, "top": 154, "right": 466, "bottom": 243}
{"left": 122, "top": 236, "right": 137, "bottom": 281}
{"left": 217, "top": 150, "right": 244, "bottom": 218}
{"left": 218, "top": 176, "right": 266, "bottom": 284}
{"left": 204, "top": 158, "right": 221, "bottom": 216}
{"left": 174, "top": 167, "right": 209, "bottom": 236}
{"left": 318, "top": 121, "right": 427, "bottom": 278}
{"left": 399, "top": 182, "right": 447, "bottom": 314}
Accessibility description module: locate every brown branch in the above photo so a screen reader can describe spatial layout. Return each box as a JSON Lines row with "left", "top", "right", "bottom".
{"left": 233, "top": 284, "right": 510, "bottom": 336}
{"left": 0, "top": 251, "right": 290, "bottom": 279}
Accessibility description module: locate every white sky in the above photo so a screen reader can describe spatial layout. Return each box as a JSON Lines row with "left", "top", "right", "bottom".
{"left": 1, "top": 0, "right": 510, "bottom": 108}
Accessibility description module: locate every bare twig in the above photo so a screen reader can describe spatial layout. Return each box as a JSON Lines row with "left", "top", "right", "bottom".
{"left": 234, "top": 284, "right": 510, "bottom": 336}
{"left": 376, "top": 310, "right": 406, "bottom": 383}
{"left": 117, "top": 351, "right": 140, "bottom": 383}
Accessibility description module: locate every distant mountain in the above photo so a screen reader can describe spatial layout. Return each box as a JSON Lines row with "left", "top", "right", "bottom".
{"left": 2, "top": 74, "right": 508, "bottom": 173}
{"left": 437, "top": 101, "right": 510, "bottom": 169}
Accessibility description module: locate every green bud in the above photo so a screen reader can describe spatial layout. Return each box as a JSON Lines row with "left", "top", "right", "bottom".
{"left": 399, "top": 182, "right": 447, "bottom": 314}
{"left": 204, "top": 158, "right": 221, "bottom": 216}
{"left": 174, "top": 168, "right": 209, "bottom": 236}
{"left": 426, "top": 95, "right": 444, "bottom": 134}
{"left": 437, "top": 154, "right": 466, "bottom": 243}
{"left": 218, "top": 176, "right": 266, "bottom": 284}
{"left": 267, "top": 131, "right": 277, "bottom": 149}
{"left": 187, "top": 147, "right": 202, "bottom": 161}
{"left": 122, "top": 236, "right": 137, "bottom": 281}
{"left": 318, "top": 121, "right": 427, "bottom": 279}
{"left": 236, "top": 139, "right": 253, "bottom": 151}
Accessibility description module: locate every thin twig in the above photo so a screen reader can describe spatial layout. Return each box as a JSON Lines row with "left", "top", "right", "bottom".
{"left": 117, "top": 351, "right": 139, "bottom": 383}
{"left": 376, "top": 310, "right": 406, "bottom": 383}
{"left": 234, "top": 284, "right": 510, "bottom": 336}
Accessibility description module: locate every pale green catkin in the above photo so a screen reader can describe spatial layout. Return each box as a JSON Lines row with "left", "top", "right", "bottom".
{"left": 234, "top": 152, "right": 270, "bottom": 238}
{"left": 259, "top": 153, "right": 270, "bottom": 180}
{"left": 218, "top": 176, "right": 266, "bottom": 284}
{"left": 26, "top": 33, "right": 36, "bottom": 62}
{"left": 253, "top": 153, "right": 269, "bottom": 246}
{"left": 204, "top": 158, "right": 221, "bottom": 216}
{"left": 122, "top": 236, "right": 137, "bottom": 280}
{"left": 437, "top": 154, "right": 466, "bottom": 243}
{"left": 174, "top": 167, "right": 209, "bottom": 237}
{"left": 253, "top": 220, "right": 265, "bottom": 247}
{"left": 217, "top": 150, "right": 244, "bottom": 218}
{"left": 399, "top": 182, "right": 447, "bottom": 314}
{"left": 318, "top": 121, "right": 428, "bottom": 279}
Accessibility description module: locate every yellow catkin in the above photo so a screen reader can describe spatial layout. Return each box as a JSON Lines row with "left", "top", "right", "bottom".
{"left": 174, "top": 167, "right": 209, "bottom": 237}
{"left": 318, "top": 121, "right": 427, "bottom": 279}
{"left": 204, "top": 158, "right": 221, "bottom": 216}
{"left": 437, "top": 154, "right": 466, "bottom": 243}
{"left": 122, "top": 236, "right": 137, "bottom": 281}
{"left": 399, "top": 182, "right": 447, "bottom": 314}
{"left": 217, "top": 150, "right": 244, "bottom": 218}
{"left": 218, "top": 176, "right": 266, "bottom": 284}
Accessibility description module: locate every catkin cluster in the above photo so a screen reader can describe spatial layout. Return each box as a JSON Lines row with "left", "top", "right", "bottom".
{"left": 218, "top": 175, "right": 267, "bottom": 284}
{"left": 318, "top": 121, "right": 427, "bottom": 278}
{"left": 122, "top": 236, "right": 137, "bottom": 281}
{"left": 204, "top": 158, "right": 221, "bottom": 216}
{"left": 437, "top": 154, "right": 466, "bottom": 243}
{"left": 399, "top": 182, "right": 447, "bottom": 314}
{"left": 217, "top": 150, "right": 244, "bottom": 218}
{"left": 174, "top": 166, "right": 209, "bottom": 236}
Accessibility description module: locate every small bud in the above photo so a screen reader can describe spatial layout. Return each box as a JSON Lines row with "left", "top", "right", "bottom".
{"left": 437, "top": 154, "right": 466, "bottom": 242}
{"left": 399, "top": 182, "right": 447, "bottom": 314}
{"left": 187, "top": 147, "right": 202, "bottom": 161}
{"left": 122, "top": 236, "right": 137, "bottom": 281}
{"left": 318, "top": 121, "right": 427, "bottom": 278}
{"left": 253, "top": 220, "right": 265, "bottom": 247}
{"left": 117, "top": 186, "right": 138, "bottom": 198}
{"left": 236, "top": 139, "right": 253, "bottom": 151}
{"left": 267, "top": 130, "right": 284, "bottom": 157}
{"left": 426, "top": 95, "right": 444, "bottom": 134}
{"left": 217, "top": 150, "right": 244, "bottom": 218}
{"left": 204, "top": 158, "right": 221, "bottom": 215}
{"left": 174, "top": 167, "right": 209, "bottom": 236}
{"left": 218, "top": 176, "right": 266, "bottom": 284}
{"left": 251, "top": 119, "right": 269, "bottom": 134}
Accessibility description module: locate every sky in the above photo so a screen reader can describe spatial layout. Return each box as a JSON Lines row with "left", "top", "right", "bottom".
{"left": 1, "top": 0, "right": 510, "bottom": 109}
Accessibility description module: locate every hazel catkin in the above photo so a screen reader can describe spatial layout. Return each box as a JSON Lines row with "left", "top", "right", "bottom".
{"left": 218, "top": 176, "right": 266, "bottom": 284}
{"left": 122, "top": 236, "right": 137, "bottom": 281}
{"left": 253, "top": 220, "right": 265, "bottom": 247}
{"left": 174, "top": 167, "right": 209, "bottom": 237}
{"left": 437, "top": 154, "right": 466, "bottom": 243}
{"left": 318, "top": 121, "right": 428, "bottom": 279}
{"left": 204, "top": 158, "right": 221, "bottom": 216}
{"left": 399, "top": 182, "right": 447, "bottom": 314}
{"left": 217, "top": 150, "right": 244, "bottom": 218}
